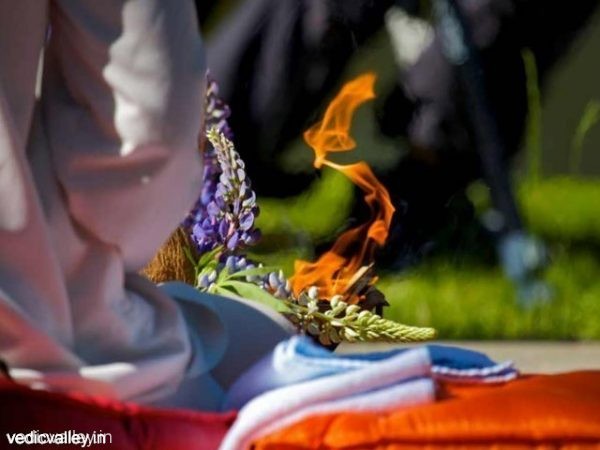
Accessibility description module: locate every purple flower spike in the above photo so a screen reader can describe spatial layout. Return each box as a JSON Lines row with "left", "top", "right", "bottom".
{"left": 185, "top": 75, "right": 294, "bottom": 304}
{"left": 186, "top": 75, "right": 261, "bottom": 257}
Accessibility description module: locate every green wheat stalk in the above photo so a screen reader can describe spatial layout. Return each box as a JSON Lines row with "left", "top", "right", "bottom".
{"left": 522, "top": 48, "right": 543, "bottom": 185}
{"left": 570, "top": 100, "right": 600, "bottom": 174}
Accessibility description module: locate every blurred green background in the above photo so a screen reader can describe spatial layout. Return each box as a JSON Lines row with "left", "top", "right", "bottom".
{"left": 247, "top": 11, "right": 600, "bottom": 340}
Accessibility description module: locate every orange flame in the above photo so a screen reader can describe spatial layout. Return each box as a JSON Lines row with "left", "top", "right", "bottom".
{"left": 291, "top": 72, "right": 395, "bottom": 301}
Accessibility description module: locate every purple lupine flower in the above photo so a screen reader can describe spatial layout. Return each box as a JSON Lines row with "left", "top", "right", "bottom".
{"left": 264, "top": 269, "right": 293, "bottom": 299}
{"left": 193, "top": 128, "right": 261, "bottom": 254}
{"left": 184, "top": 75, "right": 229, "bottom": 235}
{"left": 204, "top": 76, "right": 233, "bottom": 140}
{"left": 186, "top": 74, "right": 259, "bottom": 254}
{"left": 187, "top": 75, "right": 292, "bottom": 300}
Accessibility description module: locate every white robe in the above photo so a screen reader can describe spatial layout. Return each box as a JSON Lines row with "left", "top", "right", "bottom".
{"left": 0, "top": 0, "right": 206, "bottom": 403}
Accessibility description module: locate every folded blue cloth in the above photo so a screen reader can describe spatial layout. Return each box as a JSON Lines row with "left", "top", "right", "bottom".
{"left": 223, "top": 336, "right": 517, "bottom": 410}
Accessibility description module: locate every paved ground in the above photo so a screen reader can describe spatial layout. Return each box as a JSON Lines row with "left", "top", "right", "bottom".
{"left": 338, "top": 341, "right": 600, "bottom": 373}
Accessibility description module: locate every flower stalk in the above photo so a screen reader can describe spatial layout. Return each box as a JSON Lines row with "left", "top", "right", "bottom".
{"left": 287, "top": 290, "right": 436, "bottom": 345}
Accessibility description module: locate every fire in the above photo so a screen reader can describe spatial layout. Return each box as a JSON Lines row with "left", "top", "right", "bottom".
{"left": 291, "top": 73, "right": 395, "bottom": 301}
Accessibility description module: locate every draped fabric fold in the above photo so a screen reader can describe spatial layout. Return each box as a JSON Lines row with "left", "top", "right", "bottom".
{"left": 253, "top": 371, "right": 600, "bottom": 450}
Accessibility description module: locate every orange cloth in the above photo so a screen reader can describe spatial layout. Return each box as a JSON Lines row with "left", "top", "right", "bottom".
{"left": 254, "top": 371, "right": 600, "bottom": 449}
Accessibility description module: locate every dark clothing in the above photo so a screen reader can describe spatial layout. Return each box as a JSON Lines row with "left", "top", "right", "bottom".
{"left": 201, "top": 0, "right": 599, "bottom": 261}
{"left": 205, "top": 0, "right": 393, "bottom": 195}
{"left": 204, "top": 0, "right": 597, "bottom": 185}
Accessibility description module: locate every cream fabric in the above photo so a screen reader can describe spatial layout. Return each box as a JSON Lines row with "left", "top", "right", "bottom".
{"left": 0, "top": 0, "right": 205, "bottom": 403}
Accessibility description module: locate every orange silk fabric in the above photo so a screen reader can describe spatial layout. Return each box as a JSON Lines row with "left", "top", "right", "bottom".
{"left": 253, "top": 371, "right": 600, "bottom": 449}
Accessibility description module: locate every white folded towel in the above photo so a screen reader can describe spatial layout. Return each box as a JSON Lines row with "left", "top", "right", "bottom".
{"left": 219, "top": 347, "right": 433, "bottom": 450}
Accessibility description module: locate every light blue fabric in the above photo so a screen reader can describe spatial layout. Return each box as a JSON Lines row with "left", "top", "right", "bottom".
{"left": 223, "top": 336, "right": 517, "bottom": 410}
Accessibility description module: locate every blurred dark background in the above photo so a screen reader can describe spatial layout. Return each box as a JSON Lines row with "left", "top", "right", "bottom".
{"left": 195, "top": 1, "right": 600, "bottom": 339}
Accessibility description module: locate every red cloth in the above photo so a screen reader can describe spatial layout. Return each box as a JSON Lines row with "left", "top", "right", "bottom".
{"left": 3, "top": 371, "right": 600, "bottom": 450}
{"left": 254, "top": 371, "right": 600, "bottom": 449}
{"left": 0, "top": 378, "right": 235, "bottom": 449}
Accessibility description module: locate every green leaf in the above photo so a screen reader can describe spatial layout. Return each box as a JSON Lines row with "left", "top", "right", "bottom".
{"left": 182, "top": 245, "right": 198, "bottom": 270}
{"left": 219, "top": 280, "right": 292, "bottom": 313}
{"left": 215, "top": 266, "right": 231, "bottom": 287}
{"left": 211, "top": 285, "right": 231, "bottom": 296}
{"left": 196, "top": 246, "right": 223, "bottom": 271}
{"left": 225, "top": 266, "right": 279, "bottom": 280}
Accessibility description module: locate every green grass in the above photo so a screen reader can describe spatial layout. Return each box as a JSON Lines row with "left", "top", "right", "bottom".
{"left": 256, "top": 169, "right": 354, "bottom": 244}
{"left": 521, "top": 177, "right": 600, "bottom": 245}
{"left": 379, "top": 248, "right": 600, "bottom": 340}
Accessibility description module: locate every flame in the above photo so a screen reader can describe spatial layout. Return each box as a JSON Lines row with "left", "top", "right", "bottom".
{"left": 291, "top": 73, "right": 395, "bottom": 301}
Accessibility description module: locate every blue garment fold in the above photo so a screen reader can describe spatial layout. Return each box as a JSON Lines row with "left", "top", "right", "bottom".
{"left": 223, "top": 336, "right": 517, "bottom": 410}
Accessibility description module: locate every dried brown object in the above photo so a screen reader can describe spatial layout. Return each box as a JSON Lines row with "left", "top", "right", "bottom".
{"left": 343, "top": 264, "right": 375, "bottom": 301}
{"left": 142, "top": 228, "right": 196, "bottom": 285}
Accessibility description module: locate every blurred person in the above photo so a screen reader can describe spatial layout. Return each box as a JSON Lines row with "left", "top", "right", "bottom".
{"left": 205, "top": 0, "right": 598, "bottom": 203}
{"left": 204, "top": 0, "right": 599, "bottom": 296}
{"left": 0, "top": 0, "right": 211, "bottom": 406}
{"left": 205, "top": 0, "right": 393, "bottom": 196}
